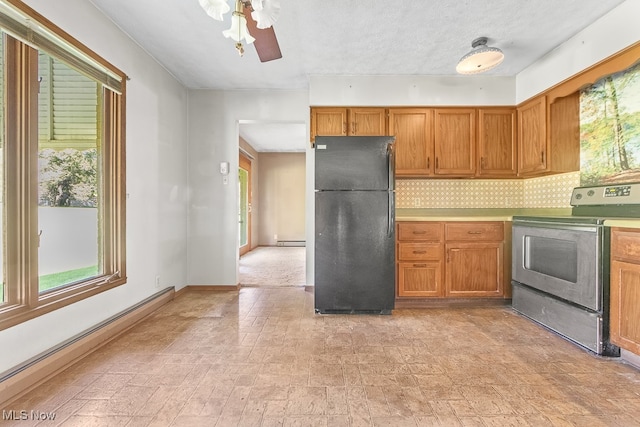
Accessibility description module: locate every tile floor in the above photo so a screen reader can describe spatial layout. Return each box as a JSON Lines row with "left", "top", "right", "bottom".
{"left": 3, "top": 287, "right": 640, "bottom": 426}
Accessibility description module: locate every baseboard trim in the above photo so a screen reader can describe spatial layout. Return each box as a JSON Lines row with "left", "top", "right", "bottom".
{"left": 175, "top": 285, "right": 240, "bottom": 298}
{"left": 0, "top": 287, "right": 175, "bottom": 409}
{"left": 394, "top": 298, "right": 511, "bottom": 309}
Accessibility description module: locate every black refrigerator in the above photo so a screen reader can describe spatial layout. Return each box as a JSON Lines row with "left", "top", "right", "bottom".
{"left": 314, "top": 136, "right": 396, "bottom": 314}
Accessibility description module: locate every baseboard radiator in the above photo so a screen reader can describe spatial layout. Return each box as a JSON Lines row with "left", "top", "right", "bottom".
{"left": 0, "top": 287, "right": 175, "bottom": 409}
{"left": 276, "top": 240, "right": 306, "bottom": 247}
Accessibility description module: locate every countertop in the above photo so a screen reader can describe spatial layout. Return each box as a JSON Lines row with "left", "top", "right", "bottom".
{"left": 395, "top": 209, "right": 640, "bottom": 228}
{"left": 396, "top": 208, "right": 572, "bottom": 222}
{"left": 604, "top": 219, "right": 640, "bottom": 229}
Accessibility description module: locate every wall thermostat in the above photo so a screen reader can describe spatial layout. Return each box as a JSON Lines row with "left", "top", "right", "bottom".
{"left": 220, "top": 161, "right": 229, "bottom": 175}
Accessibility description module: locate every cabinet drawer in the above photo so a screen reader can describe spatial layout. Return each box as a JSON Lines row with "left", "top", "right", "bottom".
{"left": 398, "top": 243, "right": 441, "bottom": 261}
{"left": 445, "top": 222, "right": 504, "bottom": 241}
{"left": 611, "top": 229, "right": 640, "bottom": 262}
{"left": 398, "top": 222, "right": 443, "bottom": 241}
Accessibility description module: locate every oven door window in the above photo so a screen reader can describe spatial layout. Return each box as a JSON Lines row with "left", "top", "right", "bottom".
{"left": 524, "top": 236, "right": 578, "bottom": 283}
{"left": 512, "top": 224, "right": 601, "bottom": 311}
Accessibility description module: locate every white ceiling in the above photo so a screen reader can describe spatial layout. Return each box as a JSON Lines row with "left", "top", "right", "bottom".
{"left": 239, "top": 122, "right": 307, "bottom": 152}
{"left": 87, "top": 0, "right": 627, "bottom": 151}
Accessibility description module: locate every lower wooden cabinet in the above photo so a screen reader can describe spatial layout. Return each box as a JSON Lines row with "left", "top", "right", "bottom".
{"left": 396, "top": 221, "right": 507, "bottom": 299}
{"left": 446, "top": 242, "right": 503, "bottom": 297}
{"left": 396, "top": 222, "right": 443, "bottom": 297}
{"left": 397, "top": 261, "right": 442, "bottom": 297}
{"left": 610, "top": 228, "right": 640, "bottom": 355}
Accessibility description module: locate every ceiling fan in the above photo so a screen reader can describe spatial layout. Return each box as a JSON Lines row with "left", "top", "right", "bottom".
{"left": 199, "top": 0, "right": 282, "bottom": 62}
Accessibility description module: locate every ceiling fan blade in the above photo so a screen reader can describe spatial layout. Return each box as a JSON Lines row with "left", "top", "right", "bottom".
{"left": 244, "top": 4, "right": 282, "bottom": 62}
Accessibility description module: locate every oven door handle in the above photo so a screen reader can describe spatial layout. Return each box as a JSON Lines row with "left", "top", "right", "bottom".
{"left": 512, "top": 221, "right": 600, "bottom": 233}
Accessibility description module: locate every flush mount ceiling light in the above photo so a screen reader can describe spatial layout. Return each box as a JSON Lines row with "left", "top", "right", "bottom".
{"left": 456, "top": 37, "right": 504, "bottom": 75}
{"left": 198, "top": 0, "right": 282, "bottom": 61}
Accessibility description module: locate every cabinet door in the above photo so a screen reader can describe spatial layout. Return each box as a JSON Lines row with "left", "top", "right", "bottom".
{"left": 518, "top": 96, "right": 547, "bottom": 175}
{"left": 477, "top": 108, "right": 517, "bottom": 177}
{"left": 398, "top": 261, "right": 442, "bottom": 297}
{"left": 434, "top": 109, "right": 476, "bottom": 176}
{"left": 388, "top": 108, "right": 433, "bottom": 177}
{"left": 549, "top": 93, "right": 580, "bottom": 174}
{"left": 610, "top": 260, "right": 640, "bottom": 355}
{"left": 311, "top": 107, "right": 347, "bottom": 142}
{"left": 349, "top": 108, "right": 387, "bottom": 136}
{"left": 445, "top": 242, "right": 503, "bottom": 297}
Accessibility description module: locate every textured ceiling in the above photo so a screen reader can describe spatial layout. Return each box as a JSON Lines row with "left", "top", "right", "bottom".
{"left": 86, "top": 0, "right": 627, "bottom": 151}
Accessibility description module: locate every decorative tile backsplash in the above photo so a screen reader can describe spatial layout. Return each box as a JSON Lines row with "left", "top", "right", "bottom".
{"left": 523, "top": 172, "right": 581, "bottom": 208}
{"left": 396, "top": 171, "right": 580, "bottom": 209}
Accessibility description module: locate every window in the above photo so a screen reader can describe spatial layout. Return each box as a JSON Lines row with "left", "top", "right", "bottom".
{"left": 0, "top": 0, "right": 126, "bottom": 329}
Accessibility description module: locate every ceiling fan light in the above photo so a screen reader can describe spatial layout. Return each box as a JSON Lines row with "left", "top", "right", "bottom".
{"left": 223, "top": 11, "right": 255, "bottom": 44}
{"left": 456, "top": 37, "right": 504, "bottom": 75}
{"left": 198, "top": 0, "right": 230, "bottom": 21}
{"left": 251, "top": 0, "right": 281, "bottom": 29}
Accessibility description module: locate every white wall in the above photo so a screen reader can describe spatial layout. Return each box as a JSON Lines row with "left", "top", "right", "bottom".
{"left": 516, "top": 0, "right": 640, "bottom": 103}
{"left": 0, "top": 0, "right": 189, "bottom": 373}
{"left": 187, "top": 90, "right": 309, "bottom": 286}
{"left": 310, "top": 75, "right": 516, "bottom": 106}
{"left": 258, "top": 153, "right": 306, "bottom": 246}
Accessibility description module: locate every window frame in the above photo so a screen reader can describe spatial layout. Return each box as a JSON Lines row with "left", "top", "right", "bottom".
{"left": 0, "top": 0, "right": 126, "bottom": 330}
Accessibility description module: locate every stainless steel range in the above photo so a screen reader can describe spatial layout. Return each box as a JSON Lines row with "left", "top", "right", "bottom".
{"left": 512, "top": 182, "right": 640, "bottom": 356}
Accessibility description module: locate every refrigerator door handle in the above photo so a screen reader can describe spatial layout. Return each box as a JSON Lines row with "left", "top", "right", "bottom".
{"left": 388, "top": 190, "right": 395, "bottom": 238}
{"left": 387, "top": 143, "right": 395, "bottom": 191}
{"left": 387, "top": 143, "right": 395, "bottom": 238}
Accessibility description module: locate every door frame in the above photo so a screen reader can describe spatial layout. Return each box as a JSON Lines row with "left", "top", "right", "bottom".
{"left": 239, "top": 152, "right": 252, "bottom": 256}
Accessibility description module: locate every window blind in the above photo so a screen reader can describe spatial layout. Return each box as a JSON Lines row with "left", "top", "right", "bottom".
{"left": 0, "top": 1, "right": 124, "bottom": 93}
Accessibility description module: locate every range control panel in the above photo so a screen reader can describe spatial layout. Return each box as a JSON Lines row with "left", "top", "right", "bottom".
{"left": 571, "top": 182, "right": 640, "bottom": 206}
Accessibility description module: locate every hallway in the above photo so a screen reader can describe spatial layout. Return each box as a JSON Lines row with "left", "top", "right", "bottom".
{"left": 3, "top": 286, "right": 640, "bottom": 426}
{"left": 239, "top": 247, "right": 306, "bottom": 288}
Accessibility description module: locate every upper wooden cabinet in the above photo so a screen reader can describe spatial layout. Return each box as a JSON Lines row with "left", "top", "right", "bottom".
{"left": 548, "top": 92, "right": 580, "bottom": 174}
{"left": 434, "top": 109, "right": 476, "bottom": 176}
{"left": 348, "top": 108, "right": 387, "bottom": 136}
{"left": 517, "top": 94, "right": 580, "bottom": 176}
{"left": 477, "top": 108, "right": 517, "bottom": 177}
{"left": 388, "top": 108, "right": 434, "bottom": 177}
{"left": 310, "top": 107, "right": 386, "bottom": 142}
{"left": 310, "top": 100, "right": 574, "bottom": 179}
{"left": 517, "top": 96, "right": 547, "bottom": 175}
{"left": 310, "top": 107, "right": 348, "bottom": 140}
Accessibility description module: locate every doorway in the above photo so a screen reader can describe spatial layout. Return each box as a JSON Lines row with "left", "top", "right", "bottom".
{"left": 236, "top": 121, "right": 308, "bottom": 287}
{"left": 238, "top": 152, "right": 252, "bottom": 257}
